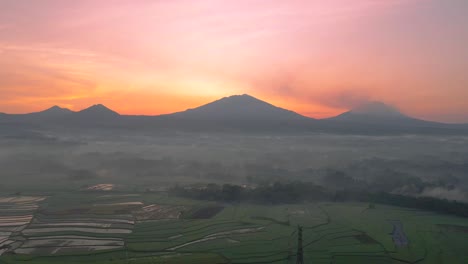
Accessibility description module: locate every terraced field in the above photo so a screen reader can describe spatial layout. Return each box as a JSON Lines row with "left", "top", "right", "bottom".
{"left": 0, "top": 196, "right": 46, "bottom": 255}
{"left": 1, "top": 191, "right": 468, "bottom": 263}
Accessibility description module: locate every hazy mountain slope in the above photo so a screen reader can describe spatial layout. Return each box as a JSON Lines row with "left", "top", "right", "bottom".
{"left": 328, "top": 101, "right": 441, "bottom": 126}
{"left": 169, "top": 94, "right": 309, "bottom": 121}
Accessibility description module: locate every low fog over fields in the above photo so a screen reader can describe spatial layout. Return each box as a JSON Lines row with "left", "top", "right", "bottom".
{"left": 2, "top": 130, "right": 467, "bottom": 201}
{"left": 1, "top": 95, "right": 467, "bottom": 201}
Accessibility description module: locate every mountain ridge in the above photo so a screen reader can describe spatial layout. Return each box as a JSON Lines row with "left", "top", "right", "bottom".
{"left": 0, "top": 95, "right": 466, "bottom": 134}
{"left": 0, "top": 97, "right": 463, "bottom": 125}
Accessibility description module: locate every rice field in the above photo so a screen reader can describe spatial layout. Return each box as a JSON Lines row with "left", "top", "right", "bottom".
{"left": 1, "top": 191, "right": 468, "bottom": 263}
{"left": 0, "top": 196, "right": 45, "bottom": 256}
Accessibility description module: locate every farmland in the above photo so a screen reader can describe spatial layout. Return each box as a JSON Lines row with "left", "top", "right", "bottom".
{"left": 1, "top": 190, "right": 468, "bottom": 263}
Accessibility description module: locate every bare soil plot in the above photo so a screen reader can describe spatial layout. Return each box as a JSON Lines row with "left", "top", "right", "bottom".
{"left": 189, "top": 206, "right": 224, "bottom": 219}
{"left": 15, "top": 236, "right": 124, "bottom": 254}
{"left": 354, "top": 234, "right": 378, "bottom": 244}
{"left": 15, "top": 244, "right": 122, "bottom": 255}
{"left": 0, "top": 196, "right": 45, "bottom": 203}
{"left": 205, "top": 227, "right": 265, "bottom": 238}
{"left": 39, "top": 202, "right": 143, "bottom": 216}
{"left": 133, "top": 204, "right": 186, "bottom": 220}
{"left": 90, "top": 202, "right": 143, "bottom": 215}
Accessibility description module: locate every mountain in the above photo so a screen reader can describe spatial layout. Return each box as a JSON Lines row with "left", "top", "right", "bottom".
{"left": 321, "top": 101, "right": 459, "bottom": 134}
{"left": 330, "top": 101, "right": 411, "bottom": 123}
{"left": 147, "top": 94, "right": 316, "bottom": 132}
{"left": 170, "top": 94, "right": 308, "bottom": 121}
{"left": 75, "top": 104, "right": 120, "bottom": 118}
{"left": 32, "top": 105, "right": 74, "bottom": 118}
{"left": 350, "top": 101, "right": 404, "bottom": 117}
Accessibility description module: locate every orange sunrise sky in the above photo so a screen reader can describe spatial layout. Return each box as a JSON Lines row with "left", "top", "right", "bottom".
{"left": 0, "top": 0, "right": 467, "bottom": 122}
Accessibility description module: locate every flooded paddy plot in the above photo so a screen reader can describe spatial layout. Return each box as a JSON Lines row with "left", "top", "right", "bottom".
{"left": 39, "top": 203, "right": 143, "bottom": 216}
{"left": 168, "top": 226, "right": 266, "bottom": 250}
{"left": 14, "top": 193, "right": 143, "bottom": 255}
{"left": 134, "top": 204, "right": 186, "bottom": 221}
{"left": 86, "top": 184, "right": 115, "bottom": 191}
{"left": 23, "top": 227, "right": 132, "bottom": 235}
{"left": 389, "top": 220, "right": 409, "bottom": 247}
{"left": 15, "top": 236, "right": 124, "bottom": 255}
{"left": 34, "top": 216, "right": 135, "bottom": 225}
{"left": 29, "top": 222, "right": 132, "bottom": 229}
{"left": 0, "top": 196, "right": 45, "bottom": 256}
{"left": 25, "top": 202, "right": 138, "bottom": 237}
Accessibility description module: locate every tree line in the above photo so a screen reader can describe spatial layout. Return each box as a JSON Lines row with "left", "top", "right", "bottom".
{"left": 170, "top": 182, "right": 468, "bottom": 218}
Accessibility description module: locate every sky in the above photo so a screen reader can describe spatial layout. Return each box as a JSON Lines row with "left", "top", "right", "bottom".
{"left": 0, "top": 0, "right": 467, "bottom": 122}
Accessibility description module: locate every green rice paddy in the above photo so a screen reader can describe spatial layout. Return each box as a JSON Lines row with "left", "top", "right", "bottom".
{"left": 1, "top": 191, "right": 468, "bottom": 264}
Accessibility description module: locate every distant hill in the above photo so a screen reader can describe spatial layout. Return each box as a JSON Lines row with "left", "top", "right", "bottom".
{"left": 169, "top": 94, "right": 308, "bottom": 121}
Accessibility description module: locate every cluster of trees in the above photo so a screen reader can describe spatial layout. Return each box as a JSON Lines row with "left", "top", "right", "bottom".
{"left": 337, "top": 191, "right": 468, "bottom": 217}
{"left": 170, "top": 182, "right": 330, "bottom": 203}
{"left": 171, "top": 181, "right": 468, "bottom": 218}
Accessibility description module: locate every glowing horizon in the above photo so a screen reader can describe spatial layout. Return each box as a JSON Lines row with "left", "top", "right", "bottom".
{"left": 1, "top": 0, "right": 467, "bottom": 123}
